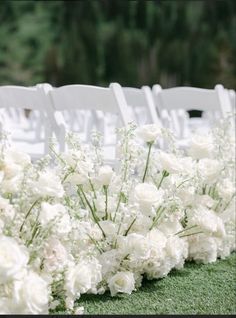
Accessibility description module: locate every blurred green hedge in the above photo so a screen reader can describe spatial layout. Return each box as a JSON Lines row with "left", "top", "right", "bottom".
{"left": 0, "top": 0, "right": 235, "bottom": 88}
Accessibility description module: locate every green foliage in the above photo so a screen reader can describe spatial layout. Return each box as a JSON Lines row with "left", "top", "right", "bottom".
{"left": 0, "top": 0, "right": 235, "bottom": 88}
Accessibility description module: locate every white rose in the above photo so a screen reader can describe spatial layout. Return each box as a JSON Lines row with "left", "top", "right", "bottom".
{"left": 43, "top": 238, "right": 68, "bottom": 272}
{"left": 12, "top": 271, "right": 49, "bottom": 314}
{"left": 134, "top": 183, "right": 162, "bottom": 211}
{"left": 188, "top": 206, "right": 225, "bottom": 237}
{"left": 0, "top": 297, "right": 12, "bottom": 314}
{"left": 177, "top": 186, "right": 195, "bottom": 206}
{"left": 188, "top": 135, "right": 214, "bottom": 159}
{"left": 54, "top": 214, "right": 72, "bottom": 236}
{"left": 66, "top": 259, "right": 102, "bottom": 297}
{"left": 195, "top": 194, "right": 215, "bottom": 208}
{"left": 39, "top": 202, "right": 66, "bottom": 226}
{"left": 198, "top": 159, "right": 222, "bottom": 183}
{"left": 188, "top": 234, "right": 218, "bottom": 264}
{"left": 0, "top": 236, "right": 29, "bottom": 283}
{"left": 146, "top": 228, "right": 167, "bottom": 255}
{"left": 137, "top": 124, "right": 162, "bottom": 143}
{"left": 217, "top": 179, "right": 235, "bottom": 201}
{"left": 158, "top": 151, "right": 183, "bottom": 174}
{"left": 108, "top": 271, "right": 135, "bottom": 296}
{"left": 2, "top": 161, "right": 22, "bottom": 179}
{"left": 99, "top": 220, "right": 118, "bottom": 238}
{"left": 0, "top": 196, "right": 15, "bottom": 221}
{"left": 98, "top": 166, "right": 113, "bottom": 186}
{"left": 67, "top": 172, "right": 87, "bottom": 186}
{"left": 165, "top": 235, "right": 188, "bottom": 269}
{"left": 118, "top": 233, "right": 150, "bottom": 260}
{"left": 1, "top": 175, "right": 23, "bottom": 194}
{"left": 0, "top": 219, "right": 4, "bottom": 234}
{"left": 32, "top": 170, "right": 64, "bottom": 198}
{"left": 74, "top": 306, "right": 85, "bottom": 315}
{"left": 4, "top": 148, "right": 31, "bottom": 167}
{"left": 0, "top": 171, "right": 4, "bottom": 183}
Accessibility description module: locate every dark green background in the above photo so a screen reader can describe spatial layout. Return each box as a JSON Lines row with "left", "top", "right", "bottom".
{"left": 0, "top": 0, "right": 235, "bottom": 89}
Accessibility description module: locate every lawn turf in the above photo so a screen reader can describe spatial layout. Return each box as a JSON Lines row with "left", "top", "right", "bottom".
{"left": 78, "top": 253, "right": 236, "bottom": 315}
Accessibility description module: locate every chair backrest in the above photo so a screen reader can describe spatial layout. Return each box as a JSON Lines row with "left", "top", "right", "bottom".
{"left": 152, "top": 84, "right": 231, "bottom": 116}
{"left": 227, "top": 89, "right": 235, "bottom": 111}
{"left": 0, "top": 85, "right": 54, "bottom": 156}
{"left": 0, "top": 86, "right": 45, "bottom": 110}
{"left": 40, "top": 83, "right": 134, "bottom": 159}
{"left": 122, "top": 86, "right": 161, "bottom": 125}
{"left": 152, "top": 84, "right": 233, "bottom": 139}
{"left": 48, "top": 82, "right": 133, "bottom": 126}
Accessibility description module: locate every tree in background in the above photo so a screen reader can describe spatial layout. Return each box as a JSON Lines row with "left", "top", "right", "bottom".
{"left": 0, "top": 0, "right": 235, "bottom": 88}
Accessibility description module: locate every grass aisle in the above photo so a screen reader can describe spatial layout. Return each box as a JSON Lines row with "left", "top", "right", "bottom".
{"left": 78, "top": 253, "right": 236, "bottom": 315}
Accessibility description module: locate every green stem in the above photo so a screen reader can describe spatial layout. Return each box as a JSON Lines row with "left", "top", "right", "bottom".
{"left": 77, "top": 188, "right": 86, "bottom": 209}
{"left": 124, "top": 217, "right": 137, "bottom": 236}
{"left": 158, "top": 170, "right": 169, "bottom": 189}
{"left": 20, "top": 199, "right": 40, "bottom": 233}
{"left": 89, "top": 178, "right": 97, "bottom": 199}
{"left": 149, "top": 206, "right": 165, "bottom": 230}
{"left": 179, "top": 231, "right": 203, "bottom": 238}
{"left": 78, "top": 186, "right": 106, "bottom": 238}
{"left": 103, "top": 185, "right": 109, "bottom": 220}
{"left": 175, "top": 224, "right": 198, "bottom": 236}
{"left": 142, "top": 141, "right": 153, "bottom": 183}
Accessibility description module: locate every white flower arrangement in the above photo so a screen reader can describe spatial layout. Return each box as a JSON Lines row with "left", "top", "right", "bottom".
{"left": 0, "top": 117, "right": 235, "bottom": 314}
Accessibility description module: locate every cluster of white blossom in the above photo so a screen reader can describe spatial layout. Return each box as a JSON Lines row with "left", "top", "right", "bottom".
{"left": 0, "top": 117, "right": 235, "bottom": 314}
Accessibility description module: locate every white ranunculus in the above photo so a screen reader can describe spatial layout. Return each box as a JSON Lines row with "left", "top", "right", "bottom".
{"left": 32, "top": 170, "right": 64, "bottom": 198}
{"left": 188, "top": 135, "right": 214, "bottom": 159}
{"left": 97, "top": 166, "right": 113, "bottom": 186}
{"left": 137, "top": 124, "right": 162, "bottom": 143}
{"left": 0, "top": 236, "right": 29, "bottom": 283}
{"left": 134, "top": 183, "right": 162, "bottom": 211}
{"left": 108, "top": 271, "right": 135, "bottom": 296}
{"left": 198, "top": 159, "right": 222, "bottom": 183}
{"left": 158, "top": 151, "right": 183, "bottom": 174}
{"left": 39, "top": 202, "right": 66, "bottom": 226}
{"left": 12, "top": 271, "right": 49, "bottom": 314}
{"left": 43, "top": 238, "right": 68, "bottom": 272}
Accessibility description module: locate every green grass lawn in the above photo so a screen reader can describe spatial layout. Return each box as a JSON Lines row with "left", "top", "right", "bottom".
{"left": 78, "top": 253, "right": 236, "bottom": 315}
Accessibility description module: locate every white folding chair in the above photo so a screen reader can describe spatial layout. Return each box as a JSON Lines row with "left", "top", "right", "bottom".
{"left": 226, "top": 89, "right": 235, "bottom": 111}
{"left": 152, "top": 84, "right": 233, "bottom": 142}
{"left": 43, "top": 82, "right": 133, "bottom": 165}
{"left": 122, "top": 86, "right": 161, "bottom": 125}
{"left": 0, "top": 85, "right": 55, "bottom": 160}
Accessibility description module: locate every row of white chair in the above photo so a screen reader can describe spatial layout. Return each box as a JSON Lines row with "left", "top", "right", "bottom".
{"left": 0, "top": 82, "right": 234, "bottom": 163}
